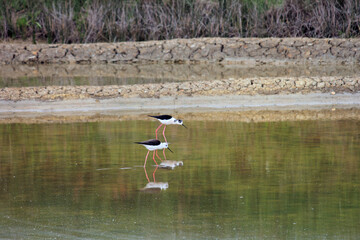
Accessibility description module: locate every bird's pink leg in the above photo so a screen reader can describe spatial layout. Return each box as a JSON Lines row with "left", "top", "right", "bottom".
{"left": 162, "top": 125, "right": 167, "bottom": 142}
{"left": 144, "top": 167, "right": 150, "bottom": 183}
{"left": 156, "top": 150, "right": 162, "bottom": 162}
{"left": 163, "top": 148, "right": 167, "bottom": 161}
{"left": 144, "top": 151, "right": 150, "bottom": 168}
{"left": 155, "top": 124, "right": 163, "bottom": 139}
{"left": 152, "top": 165, "right": 158, "bottom": 182}
{"left": 152, "top": 151, "right": 158, "bottom": 166}
{"left": 144, "top": 151, "right": 150, "bottom": 182}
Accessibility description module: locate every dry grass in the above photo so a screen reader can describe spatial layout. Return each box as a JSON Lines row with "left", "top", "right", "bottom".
{"left": 0, "top": 0, "right": 359, "bottom": 43}
{"left": 264, "top": 0, "right": 360, "bottom": 38}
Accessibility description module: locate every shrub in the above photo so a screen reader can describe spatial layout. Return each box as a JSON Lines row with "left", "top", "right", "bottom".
{"left": 0, "top": 0, "right": 359, "bottom": 43}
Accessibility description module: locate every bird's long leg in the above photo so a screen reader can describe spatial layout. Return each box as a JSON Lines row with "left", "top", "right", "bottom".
{"left": 144, "top": 151, "right": 150, "bottom": 182}
{"left": 155, "top": 124, "right": 163, "bottom": 140}
{"left": 163, "top": 148, "right": 167, "bottom": 161}
{"left": 156, "top": 150, "right": 162, "bottom": 162}
{"left": 162, "top": 125, "right": 167, "bottom": 142}
{"left": 152, "top": 151, "right": 158, "bottom": 166}
{"left": 144, "top": 151, "right": 150, "bottom": 168}
{"left": 152, "top": 165, "right": 158, "bottom": 182}
{"left": 144, "top": 167, "right": 150, "bottom": 183}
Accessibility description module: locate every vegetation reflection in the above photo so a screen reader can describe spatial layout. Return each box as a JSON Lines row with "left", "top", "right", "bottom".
{"left": 0, "top": 119, "right": 359, "bottom": 239}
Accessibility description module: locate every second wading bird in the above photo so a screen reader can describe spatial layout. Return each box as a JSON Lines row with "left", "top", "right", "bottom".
{"left": 135, "top": 139, "right": 173, "bottom": 168}
{"left": 149, "top": 115, "right": 187, "bottom": 142}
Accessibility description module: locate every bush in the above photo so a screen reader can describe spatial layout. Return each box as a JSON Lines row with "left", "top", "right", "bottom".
{"left": 0, "top": 0, "right": 359, "bottom": 43}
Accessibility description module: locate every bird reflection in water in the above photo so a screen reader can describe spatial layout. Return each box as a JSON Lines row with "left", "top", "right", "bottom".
{"left": 159, "top": 160, "right": 184, "bottom": 169}
{"left": 141, "top": 165, "right": 169, "bottom": 192}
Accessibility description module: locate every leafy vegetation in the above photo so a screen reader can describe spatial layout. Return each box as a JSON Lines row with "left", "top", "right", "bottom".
{"left": 0, "top": 0, "right": 359, "bottom": 43}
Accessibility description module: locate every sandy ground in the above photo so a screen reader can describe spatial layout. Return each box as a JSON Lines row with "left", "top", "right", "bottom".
{"left": 1, "top": 92, "right": 360, "bottom": 123}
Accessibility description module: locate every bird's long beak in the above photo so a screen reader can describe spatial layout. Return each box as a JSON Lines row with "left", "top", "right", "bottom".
{"left": 167, "top": 147, "right": 173, "bottom": 153}
{"left": 182, "top": 124, "right": 187, "bottom": 129}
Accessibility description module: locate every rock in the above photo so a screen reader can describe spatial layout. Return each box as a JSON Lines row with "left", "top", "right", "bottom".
{"left": 277, "top": 45, "right": 301, "bottom": 59}
{"left": 295, "top": 80, "right": 306, "bottom": 88}
{"left": 265, "top": 47, "right": 281, "bottom": 59}
{"left": 311, "top": 42, "right": 332, "bottom": 56}
{"left": 222, "top": 42, "right": 241, "bottom": 57}
{"left": 138, "top": 45, "right": 164, "bottom": 60}
{"left": 38, "top": 47, "right": 68, "bottom": 63}
{"left": 317, "top": 82, "right": 326, "bottom": 88}
{"left": 171, "top": 44, "right": 192, "bottom": 61}
{"left": 330, "top": 47, "right": 355, "bottom": 58}
{"left": 260, "top": 38, "right": 280, "bottom": 48}
{"left": 113, "top": 44, "right": 139, "bottom": 61}
{"left": 243, "top": 43, "right": 261, "bottom": 53}
{"left": 339, "top": 41, "right": 355, "bottom": 48}
{"left": 248, "top": 48, "right": 267, "bottom": 57}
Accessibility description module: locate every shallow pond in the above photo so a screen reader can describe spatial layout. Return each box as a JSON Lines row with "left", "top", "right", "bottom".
{"left": 0, "top": 119, "right": 359, "bottom": 239}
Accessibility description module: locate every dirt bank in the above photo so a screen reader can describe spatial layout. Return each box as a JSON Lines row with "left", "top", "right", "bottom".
{"left": 1, "top": 38, "right": 359, "bottom": 124}
{"left": 1, "top": 38, "right": 359, "bottom": 101}
{"left": 1, "top": 38, "right": 359, "bottom": 65}
{"left": 1, "top": 106, "right": 359, "bottom": 124}
{"left": 1, "top": 93, "right": 360, "bottom": 124}
{"left": 0, "top": 108, "right": 360, "bottom": 124}
{"left": 1, "top": 76, "right": 359, "bottom": 101}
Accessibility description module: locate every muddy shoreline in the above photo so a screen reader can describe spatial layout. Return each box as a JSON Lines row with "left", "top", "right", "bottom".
{"left": 1, "top": 38, "right": 359, "bottom": 124}
{"left": 2, "top": 108, "right": 360, "bottom": 124}
{"left": 1, "top": 38, "right": 359, "bottom": 102}
{"left": 1, "top": 76, "right": 359, "bottom": 101}
{"left": 1, "top": 93, "right": 360, "bottom": 124}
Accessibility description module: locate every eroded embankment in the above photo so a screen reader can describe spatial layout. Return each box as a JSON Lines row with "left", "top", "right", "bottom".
{"left": 1, "top": 38, "right": 360, "bottom": 65}
{"left": 1, "top": 76, "right": 359, "bottom": 101}
{"left": 1, "top": 38, "right": 360, "bottom": 101}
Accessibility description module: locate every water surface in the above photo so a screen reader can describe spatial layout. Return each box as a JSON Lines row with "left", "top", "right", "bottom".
{"left": 0, "top": 119, "right": 359, "bottom": 239}
{"left": 1, "top": 63, "right": 360, "bottom": 87}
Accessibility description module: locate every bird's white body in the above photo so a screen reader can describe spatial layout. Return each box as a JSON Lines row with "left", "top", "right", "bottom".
{"left": 149, "top": 115, "right": 185, "bottom": 127}
{"left": 157, "top": 117, "right": 181, "bottom": 125}
{"left": 136, "top": 139, "right": 172, "bottom": 168}
{"left": 142, "top": 142, "right": 169, "bottom": 151}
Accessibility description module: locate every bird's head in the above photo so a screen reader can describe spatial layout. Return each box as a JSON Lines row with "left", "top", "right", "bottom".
{"left": 174, "top": 119, "right": 187, "bottom": 128}
{"left": 162, "top": 142, "right": 173, "bottom": 153}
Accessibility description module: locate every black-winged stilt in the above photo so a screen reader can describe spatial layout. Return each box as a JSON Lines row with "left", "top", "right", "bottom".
{"left": 135, "top": 139, "right": 173, "bottom": 168}
{"left": 148, "top": 115, "right": 187, "bottom": 142}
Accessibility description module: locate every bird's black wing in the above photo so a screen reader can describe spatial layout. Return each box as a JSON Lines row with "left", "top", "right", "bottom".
{"left": 148, "top": 115, "right": 172, "bottom": 120}
{"left": 134, "top": 139, "right": 161, "bottom": 145}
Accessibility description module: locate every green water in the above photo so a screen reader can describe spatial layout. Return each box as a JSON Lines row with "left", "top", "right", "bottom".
{"left": 0, "top": 76, "right": 180, "bottom": 88}
{"left": 0, "top": 120, "right": 359, "bottom": 239}
{"left": 1, "top": 63, "right": 360, "bottom": 87}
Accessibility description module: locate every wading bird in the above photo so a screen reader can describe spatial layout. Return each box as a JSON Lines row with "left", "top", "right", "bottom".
{"left": 135, "top": 139, "right": 173, "bottom": 168}
{"left": 148, "top": 115, "right": 187, "bottom": 142}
